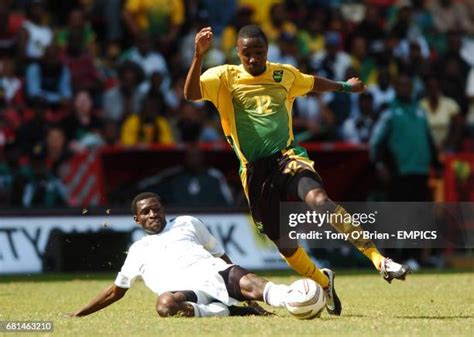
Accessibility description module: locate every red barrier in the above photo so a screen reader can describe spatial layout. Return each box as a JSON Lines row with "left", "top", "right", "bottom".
{"left": 60, "top": 144, "right": 474, "bottom": 206}
{"left": 94, "top": 142, "right": 372, "bottom": 204}
{"left": 444, "top": 153, "right": 474, "bottom": 202}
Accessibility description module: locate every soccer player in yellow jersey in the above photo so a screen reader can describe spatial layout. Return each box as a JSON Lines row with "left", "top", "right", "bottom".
{"left": 184, "top": 25, "right": 410, "bottom": 316}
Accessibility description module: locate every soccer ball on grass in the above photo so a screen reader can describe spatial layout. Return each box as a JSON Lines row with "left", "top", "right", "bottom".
{"left": 285, "top": 279, "right": 326, "bottom": 319}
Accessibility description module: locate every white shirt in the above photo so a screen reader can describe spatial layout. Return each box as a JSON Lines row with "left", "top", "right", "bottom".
{"left": 114, "top": 216, "right": 236, "bottom": 305}
{"left": 310, "top": 50, "right": 352, "bottom": 81}
{"left": 0, "top": 77, "right": 21, "bottom": 103}
{"left": 368, "top": 85, "right": 395, "bottom": 112}
{"left": 420, "top": 96, "right": 460, "bottom": 147}
{"left": 122, "top": 48, "right": 169, "bottom": 79}
{"left": 22, "top": 21, "right": 53, "bottom": 59}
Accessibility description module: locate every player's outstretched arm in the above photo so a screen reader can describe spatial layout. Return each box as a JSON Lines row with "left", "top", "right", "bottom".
{"left": 312, "top": 76, "right": 366, "bottom": 94}
{"left": 184, "top": 27, "right": 213, "bottom": 101}
{"left": 69, "top": 284, "right": 128, "bottom": 317}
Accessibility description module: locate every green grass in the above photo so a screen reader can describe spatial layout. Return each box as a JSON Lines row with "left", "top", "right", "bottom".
{"left": 1, "top": 271, "right": 473, "bottom": 337}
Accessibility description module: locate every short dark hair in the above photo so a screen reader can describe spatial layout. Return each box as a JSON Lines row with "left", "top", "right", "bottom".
{"left": 131, "top": 192, "right": 161, "bottom": 215}
{"left": 237, "top": 25, "right": 268, "bottom": 46}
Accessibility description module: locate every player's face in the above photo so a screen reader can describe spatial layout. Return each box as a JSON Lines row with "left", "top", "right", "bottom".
{"left": 237, "top": 37, "right": 268, "bottom": 76}
{"left": 134, "top": 197, "right": 166, "bottom": 234}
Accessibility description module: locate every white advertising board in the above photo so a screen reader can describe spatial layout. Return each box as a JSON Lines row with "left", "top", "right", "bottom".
{"left": 0, "top": 214, "right": 288, "bottom": 274}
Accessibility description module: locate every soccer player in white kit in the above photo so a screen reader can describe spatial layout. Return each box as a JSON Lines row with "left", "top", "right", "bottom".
{"left": 69, "top": 192, "right": 291, "bottom": 318}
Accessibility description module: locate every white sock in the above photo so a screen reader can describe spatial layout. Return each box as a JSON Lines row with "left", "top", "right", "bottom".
{"left": 187, "top": 302, "right": 230, "bottom": 317}
{"left": 263, "top": 282, "right": 289, "bottom": 308}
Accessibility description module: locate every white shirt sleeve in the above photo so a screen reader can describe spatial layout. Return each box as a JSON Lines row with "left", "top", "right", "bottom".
{"left": 190, "top": 217, "right": 225, "bottom": 257}
{"left": 114, "top": 243, "right": 141, "bottom": 289}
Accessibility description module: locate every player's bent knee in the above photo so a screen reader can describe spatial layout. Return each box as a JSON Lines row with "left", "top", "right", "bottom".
{"left": 305, "top": 189, "right": 336, "bottom": 211}
{"left": 306, "top": 188, "right": 327, "bottom": 204}
{"left": 156, "top": 293, "right": 179, "bottom": 317}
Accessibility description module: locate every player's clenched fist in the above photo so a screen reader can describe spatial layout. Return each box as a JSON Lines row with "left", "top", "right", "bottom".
{"left": 346, "top": 77, "right": 367, "bottom": 93}
{"left": 195, "top": 27, "right": 213, "bottom": 57}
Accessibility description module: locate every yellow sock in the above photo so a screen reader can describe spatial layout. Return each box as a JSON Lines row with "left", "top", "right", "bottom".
{"left": 363, "top": 247, "right": 385, "bottom": 271}
{"left": 330, "top": 205, "right": 385, "bottom": 270}
{"left": 282, "top": 246, "right": 329, "bottom": 288}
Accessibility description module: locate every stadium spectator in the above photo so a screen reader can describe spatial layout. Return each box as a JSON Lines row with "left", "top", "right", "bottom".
{"left": 43, "top": 125, "right": 72, "bottom": 176}
{"left": 69, "top": 192, "right": 296, "bottom": 318}
{"left": 15, "top": 98, "right": 49, "bottom": 155}
{"left": 199, "top": 0, "right": 236, "bottom": 40}
{"left": 297, "top": 10, "right": 326, "bottom": 58}
{"left": 136, "top": 145, "right": 234, "bottom": 208}
{"left": 0, "top": 143, "right": 17, "bottom": 207}
{"left": 368, "top": 67, "right": 395, "bottom": 115}
{"left": 293, "top": 91, "right": 337, "bottom": 142}
{"left": 268, "top": 32, "right": 299, "bottom": 67}
{"left": 0, "top": 110, "right": 15, "bottom": 153}
{"left": 0, "top": 1, "right": 25, "bottom": 57}
{"left": 350, "top": 36, "right": 377, "bottom": 86}
{"left": 14, "top": 140, "right": 68, "bottom": 208}
{"left": 429, "top": 0, "right": 474, "bottom": 35}
{"left": 220, "top": 6, "right": 254, "bottom": 64}
{"left": 18, "top": 0, "right": 53, "bottom": 61}
{"left": 420, "top": 75, "right": 463, "bottom": 152}
{"left": 352, "top": 4, "right": 385, "bottom": 47}
{"left": 310, "top": 31, "right": 351, "bottom": 81}
{"left": 328, "top": 67, "right": 363, "bottom": 125}
{"left": 120, "top": 96, "right": 174, "bottom": 146}
{"left": 120, "top": 32, "right": 169, "bottom": 82}
{"left": 390, "top": 2, "right": 430, "bottom": 61}
{"left": 342, "top": 92, "right": 376, "bottom": 144}
{"left": 174, "top": 101, "right": 220, "bottom": 143}
{"left": 25, "top": 44, "right": 73, "bottom": 109}
{"left": 76, "top": 0, "right": 123, "bottom": 51}
{"left": 137, "top": 71, "right": 171, "bottom": 115}
{"left": 436, "top": 31, "right": 470, "bottom": 113}
{"left": 238, "top": 0, "right": 282, "bottom": 27}
{"left": 61, "top": 30, "right": 102, "bottom": 96}
{"left": 0, "top": 57, "right": 24, "bottom": 108}
{"left": 62, "top": 90, "right": 105, "bottom": 152}
{"left": 56, "top": 8, "right": 96, "bottom": 54}
{"left": 398, "top": 41, "right": 430, "bottom": 100}
{"left": 102, "top": 60, "right": 144, "bottom": 123}
{"left": 122, "top": 0, "right": 184, "bottom": 56}
{"left": 467, "top": 68, "right": 474, "bottom": 149}
{"left": 261, "top": 3, "right": 297, "bottom": 44}
{"left": 370, "top": 73, "right": 439, "bottom": 201}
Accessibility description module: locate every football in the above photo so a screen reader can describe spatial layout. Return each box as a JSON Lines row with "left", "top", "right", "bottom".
{"left": 285, "top": 279, "right": 326, "bottom": 319}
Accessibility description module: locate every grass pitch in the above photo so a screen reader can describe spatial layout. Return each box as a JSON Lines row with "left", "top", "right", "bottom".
{"left": 1, "top": 271, "right": 473, "bottom": 337}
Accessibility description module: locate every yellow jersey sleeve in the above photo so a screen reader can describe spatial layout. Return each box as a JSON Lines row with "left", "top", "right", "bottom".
{"left": 199, "top": 65, "right": 229, "bottom": 106}
{"left": 284, "top": 64, "right": 315, "bottom": 100}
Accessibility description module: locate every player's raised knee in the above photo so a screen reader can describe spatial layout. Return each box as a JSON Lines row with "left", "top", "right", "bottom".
{"left": 156, "top": 293, "right": 179, "bottom": 317}
{"left": 305, "top": 188, "right": 330, "bottom": 208}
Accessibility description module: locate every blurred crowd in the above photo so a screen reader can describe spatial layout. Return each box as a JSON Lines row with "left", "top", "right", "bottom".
{"left": 0, "top": 0, "right": 473, "bottom": 209}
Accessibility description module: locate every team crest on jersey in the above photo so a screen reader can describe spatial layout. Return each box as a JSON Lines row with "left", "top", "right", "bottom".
{"left": 273, "top": 70, "right": 283, "bottom": 82}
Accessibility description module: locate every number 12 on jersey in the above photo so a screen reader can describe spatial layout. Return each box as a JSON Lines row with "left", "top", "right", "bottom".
{"left": 255, "top": 95, "right": 272, "bottom": 115}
